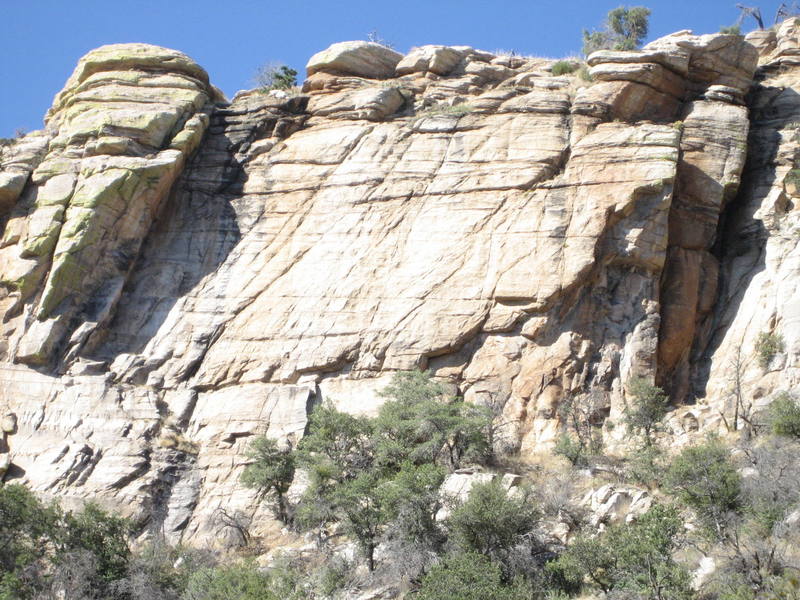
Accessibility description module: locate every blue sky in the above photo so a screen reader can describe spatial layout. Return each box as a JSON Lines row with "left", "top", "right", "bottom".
{"left": 1, "top": 0, "right": 790, "bottom": 136}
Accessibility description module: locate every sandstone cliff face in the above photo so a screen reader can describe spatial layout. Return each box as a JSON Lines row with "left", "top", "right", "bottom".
{"left": 0, "top": 26, "right": 796, "bottom": 545}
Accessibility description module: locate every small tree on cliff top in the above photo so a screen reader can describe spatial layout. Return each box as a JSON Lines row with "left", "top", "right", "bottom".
{"left": 582, "top": 6, "right": 652, "bottom": 56}
{"left": 253, "top": 62, "right": 297, "bottom": 91}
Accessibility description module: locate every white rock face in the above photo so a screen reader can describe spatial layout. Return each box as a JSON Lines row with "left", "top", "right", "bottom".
{"left": 0, "top": 26, "right": 795, "bottom": 548}
{"left": 583, "top": 484, "right": 652, "bottom": 527}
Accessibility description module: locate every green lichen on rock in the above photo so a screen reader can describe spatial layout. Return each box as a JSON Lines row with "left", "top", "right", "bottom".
{"left": 20, "top": 209, "right": 66, "bottom": 259}
{"left": 36, "top": 157, "right": 176, "bottom": 320}
{"left": 0, "top": 42, "right": 216, "bottom": 365}
{"left": 37, "top": 251, "right": 86, "bottom": 318}
{"left": 47, "top": 43, "right": 214, "bottom": 127}
{"left": 0, "top": 260, "right": 49, "bottom": 299}
{"left": 169, "top": 112, "right": 210, "bottom": 154}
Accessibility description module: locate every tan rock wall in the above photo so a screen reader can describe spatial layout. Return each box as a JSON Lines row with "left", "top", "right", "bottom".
{"left": 0, "top": 26, "right": 793, "bottom": 546}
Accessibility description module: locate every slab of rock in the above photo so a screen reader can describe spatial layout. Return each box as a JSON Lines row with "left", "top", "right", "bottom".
{"left": 396, "top": 45, "right": 464, "bottom": 76}
{"left": 746, "top": 29, "right": 777, "bottom": 59}
{"left": 588, "top": 48, "right": 691, "bottom": 76}
{"left": 435, "top": 471, "right": 496, "bottom": 521}
{"left": 306, "top": 41, "right": 403, "bottom": 79}
{"left": 1, "top": 413, "right": 16, "bottom": 434}
{"left": 307, "top": 86, "right": 406, "bottom": 120}
{"left": 696, "top": 18, "right": 800, "bottom": 426}
{"left": 764, "top": 18, "right": 800, "bottom": 67}
{"left": 576, "top": 30, "right": 757, "bottom": 121}
{"left": 0, "top": 131, "right": 50, "bottom": 214}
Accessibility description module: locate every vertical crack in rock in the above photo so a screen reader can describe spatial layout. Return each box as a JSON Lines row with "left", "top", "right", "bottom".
{"left": 634, "top": 34, "right": 758, "bottom": 401}
{"left": 689, "top": 21, "right": 800, "bottom": 406}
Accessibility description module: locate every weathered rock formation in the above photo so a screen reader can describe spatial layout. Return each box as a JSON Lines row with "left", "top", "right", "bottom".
{"left": 0, "top": 24, "right": 797, "bottom": 545}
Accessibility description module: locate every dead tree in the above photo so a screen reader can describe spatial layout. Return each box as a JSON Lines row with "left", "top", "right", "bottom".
{"left": 719, "top": 343, "right": 759, "bottom": 438}
{"left": 775, "top": 2, "right": 800, "bottom": 23}
{"left": 213, "top": 507, "right": 251, "bottom": 547}
{"left": 737, "top": 4, "right": 765, "bottom": 29}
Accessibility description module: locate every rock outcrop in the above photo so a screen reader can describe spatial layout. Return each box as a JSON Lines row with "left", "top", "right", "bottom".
{"left": 0, "top": 44, "right": 220, "bottom": 367}
{"left": 697, "top": 18, "right": 800, "bottom": 416}
{"left": 306, "top": 41, "right": 404, "bottom": 79}
{"left": 0, "top": 25, "right": 796, "bottom": 546}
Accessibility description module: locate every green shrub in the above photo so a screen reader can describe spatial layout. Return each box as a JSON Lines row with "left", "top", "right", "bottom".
{"left": 555, "top": 392, "right": 605, "bottom": 466}
{"left": 310, "top": 555, "right": 355, "bottom": 597}
{"left": 265, "top": 555, "right": 310, "bottom": 600}
{"left": 738, "top": 436, "right": 800, "bottom": 536}
{"left": 665, "top": 438, "right": 741, "bottom": 540}
{"left": 606, "top": 6, "right": 651, "bottom": 50}
{"left": 0, "top": 484, "right": 59, "bottom": 598}
{"left": 713, "top": 572, "right": 800, "bottom": 600}
{"left": 58, "top": 503, "right": 132, "bottom": 588}
{"left": 787, "top": 168, "right": 800, "bottom": 187}
{"left": 582, "top": 6, "right": 651, "bottom": 56}
{"left": 553, "top": 433, "right": 584, "bottom": 466}
{"left": 0, "top": 485, "right": 133, "bottom": 598}
{"left": 332, "top": 471, "right": 390, "bottom": 571}
{"left": 413, "top": 103, "right": 473, "bottom": 124}
{"left": 240, "top": 436, "right": 295, "bottom": 524}
{"left": 755, "top": 331, "right": 784, "bottom": 369}
{"left": 551, "top": 60, "right": 578, "bottom": 76}
{"left": 293, "top": 371, "right": 496, "bottom": 573}
{"left": 445, "top": 103, "right": 473, "bottom": 116}
{"left": 547, "top": 504, "right": 691, "bottom": 598}
{"left": 623, "top": 377, "right": 669, "bottom": 446}
{"left": 379, "top": 461, "right": 446, "bottom": 552}
{"left": 625, "top": 443, "right": 665, "bottom": 488}
{"left": 293, "top": 403, "right": 378, "bottom": 565}
{"left": 182, "top": 560, "right": 303, "bottom": 600}
{"left": 375, "top": 370, "right": 492, "bottom": 470}
{"left": 719, "top": 25, "right": 742, "bottom": 35}
{"left": 767, "top": 392, "right": 800, "bottom": 438}
{"left": 415, "top": 552, "right": 531, "bottom": 600}
{"left": 548, "top": 532, "right": 615, "bottom": 593}
{"left": 109, "top": 540, "right": 214, "bottom": 599}
{"left": 446, "top": 480, "right": 538, "bottom": 561}
{"left": 254, "top": 62, "right": 297, "bottom": 91}
{"left": 577, "top": 64, "right": 594, "bottom": 82}
{"left": 296, "top": 402, "right": 374, "bottom": 486}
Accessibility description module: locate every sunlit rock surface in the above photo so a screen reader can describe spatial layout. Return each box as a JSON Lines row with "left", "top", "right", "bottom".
{"left": 0, "top": 27, "right": 796, "bottom": 545}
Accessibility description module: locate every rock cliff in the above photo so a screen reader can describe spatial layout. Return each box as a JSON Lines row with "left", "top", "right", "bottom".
{"left": 0, "top": 24, "right": 798, "bottom": 545}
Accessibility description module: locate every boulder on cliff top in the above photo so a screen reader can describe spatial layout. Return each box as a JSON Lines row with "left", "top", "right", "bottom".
{"left": 48, "top": 43, "right": 213, "bottom": 112}
{"left": 396, "top": 45, "right": 464, "bottom": 76}
{"left": 306, "top": 41, "right": 404, "bottom": 79}
{"left": 45, "top": 43, "right": 225, "bottom": 131}
{"left": 576, "top": 30, "right": 758, "bottom": 121}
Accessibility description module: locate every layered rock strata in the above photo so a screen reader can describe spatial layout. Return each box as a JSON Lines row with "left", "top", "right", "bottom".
{"left": 0, "top": 27, "right": 795, "bottom": 545}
